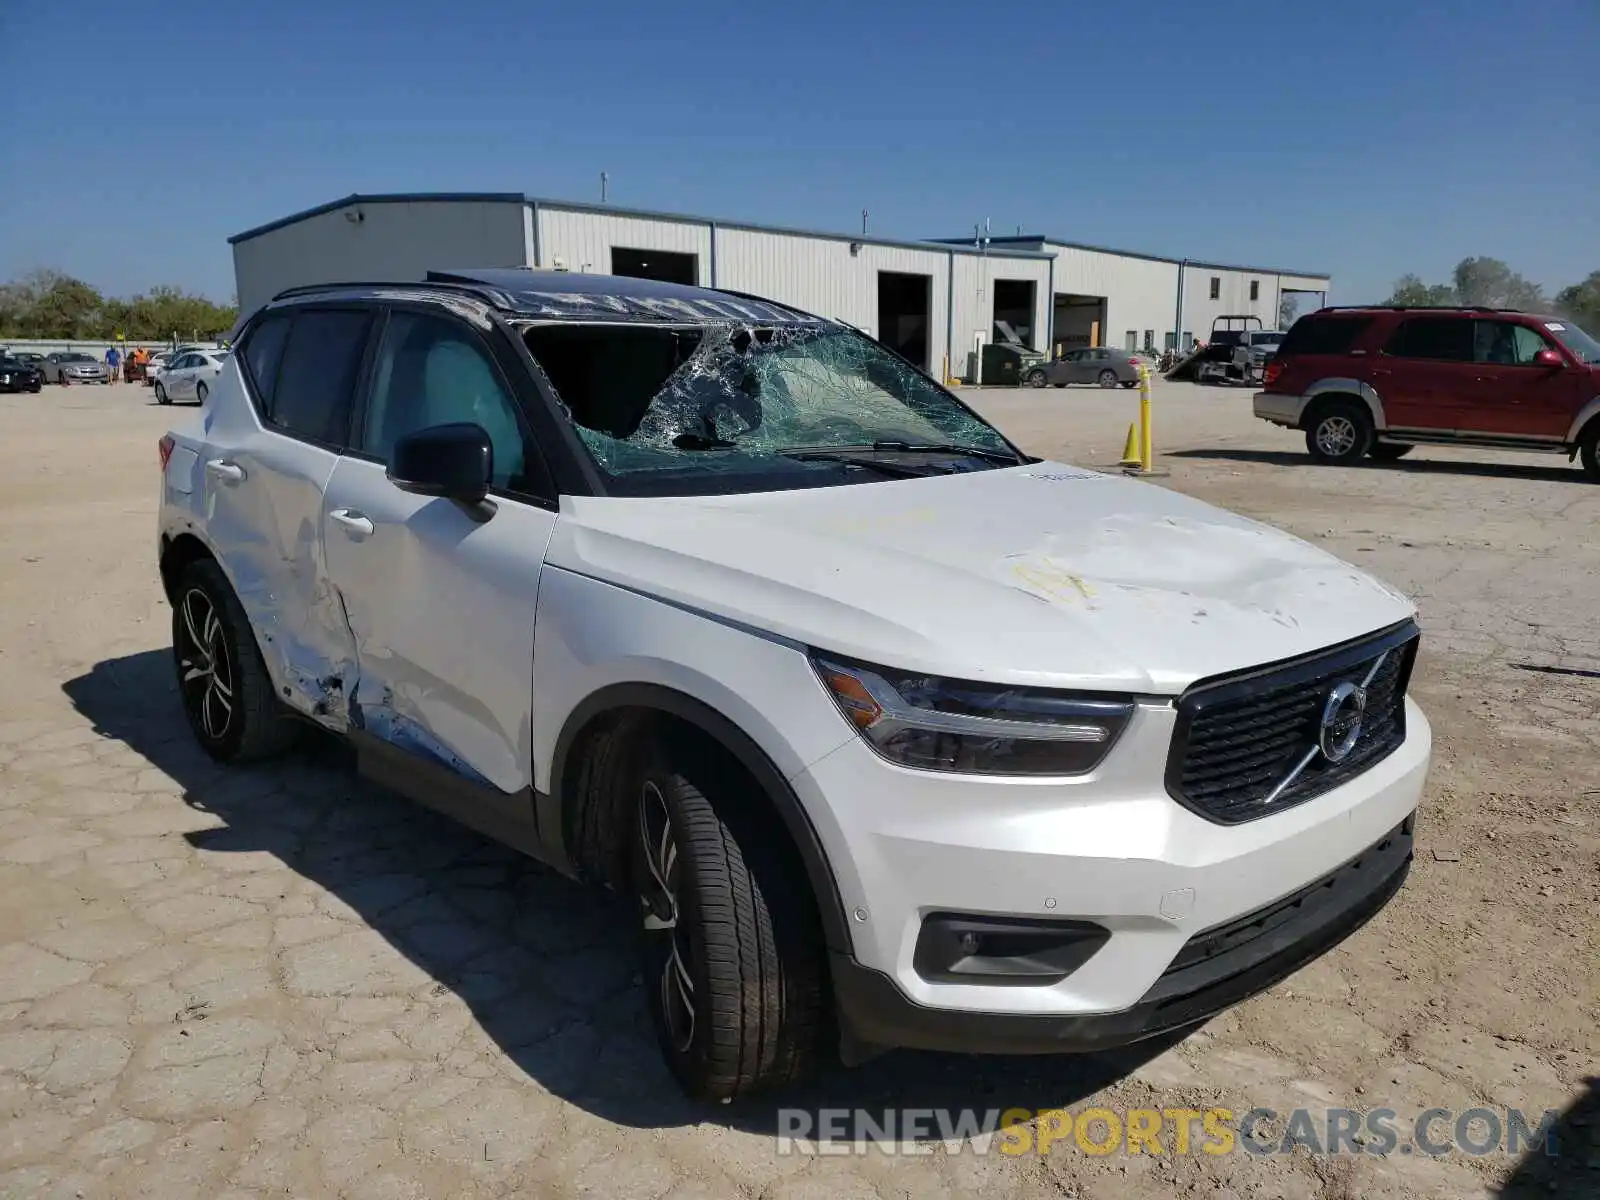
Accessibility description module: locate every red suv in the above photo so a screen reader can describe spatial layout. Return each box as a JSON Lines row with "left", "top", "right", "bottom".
{"left": 1254, "top": 306, "right": 1600, "bottom": 480}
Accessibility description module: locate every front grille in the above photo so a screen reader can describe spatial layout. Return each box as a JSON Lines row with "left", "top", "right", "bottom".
{"left": 1165, "top": 622, "right": 1418, "bottom": 824}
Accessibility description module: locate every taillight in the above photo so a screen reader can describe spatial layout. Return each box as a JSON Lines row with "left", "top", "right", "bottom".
{"left": 158, "top": 435, "right": 174, "bottom": 472}
{"left": 1128, "top": 358, "right": 1140, "bottom": 366}
{"left": 1263, "top": 360, "right": 1284, "bottom": 387}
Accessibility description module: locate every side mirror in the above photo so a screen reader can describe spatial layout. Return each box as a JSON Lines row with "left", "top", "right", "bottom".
{"left": 1532, "top": 348, "right": 1565, "bottom": 368}
{"left": 387, "top": 422, "right": 493, "bottom": 504}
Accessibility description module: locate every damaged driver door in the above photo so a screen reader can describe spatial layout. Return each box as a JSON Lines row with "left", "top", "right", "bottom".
{"left": 319, "top": 306, "right": 558, "bottom": 800}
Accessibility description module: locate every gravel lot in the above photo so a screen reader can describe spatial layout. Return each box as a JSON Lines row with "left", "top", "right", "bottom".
{"left": 0, "top": 380, "right": 1594, "bottom": 1199}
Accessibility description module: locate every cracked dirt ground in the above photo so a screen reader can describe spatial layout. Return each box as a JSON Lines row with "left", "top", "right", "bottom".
{"left": 1, "top": 382, "right": 1595, "bottom": 1199}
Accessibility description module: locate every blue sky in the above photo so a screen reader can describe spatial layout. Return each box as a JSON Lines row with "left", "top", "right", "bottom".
{"left": 1, "top": 0, "right": 1595, "bottom": 305}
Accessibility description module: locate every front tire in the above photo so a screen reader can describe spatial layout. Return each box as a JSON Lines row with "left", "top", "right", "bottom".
{"left": 1097, "top": 369, "right": 1118, "bottom": 388}
{"left": 1025, "top": 369, "right": 1046, "bottom": 388}
{"left": 172, "top": 559, "right": 297, "bottom": 762}
{"left": 1305, "top": 402, "right": 1373, "bottom": 465}
{"left": 195, "top": 381, "right": 208, "bottom": 404}
{"left": 155, "top": 382, "right": 169, "bottom": 405}
{"left": 632, "top": 746, "right": 824, "bottom": 1102}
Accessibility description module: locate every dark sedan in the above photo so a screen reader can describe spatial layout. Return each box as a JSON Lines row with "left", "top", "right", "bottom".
{"left": 0, "top": 355, "right": 45, "bottom": 393}
{"left": 1026, "top": 347, "right": 1145, "bottom": 389}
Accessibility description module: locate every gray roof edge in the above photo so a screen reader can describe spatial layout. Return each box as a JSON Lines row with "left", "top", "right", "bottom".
{"left": 227, "top": 191, "right": 1052, "bottom": 261}
{"left": 228, "top": 193, "right": 529, "bottom": 244}
{"left": 931, "top": 235, "right": 1330, "bottom": 282}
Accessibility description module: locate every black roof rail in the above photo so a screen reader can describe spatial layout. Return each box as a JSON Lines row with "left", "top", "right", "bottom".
{"left": 1313, "top": 304, "right": 1520, "bottom": 314}
{"left": 268, "top": 279, "right": 506, "bottom": 306}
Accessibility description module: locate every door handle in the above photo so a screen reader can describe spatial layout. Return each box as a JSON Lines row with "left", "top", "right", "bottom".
{"left": 1369, "top": 367, "right": 1392, "bottom": 377}
{"left": 205, "top": 458, "right": 245, "bottom": 484}
{"left": 329, "top": 508, "right": 375, "bottom": 537}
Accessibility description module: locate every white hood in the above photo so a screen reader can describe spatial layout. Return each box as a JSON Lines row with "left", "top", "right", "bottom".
{"left": 547, "top": 463, "right": 1415, "bottom": 693}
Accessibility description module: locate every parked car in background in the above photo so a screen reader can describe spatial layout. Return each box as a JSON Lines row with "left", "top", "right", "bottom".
{"left": 1028, "top": 347, "right": 1143, "bottom": 388}
{"left": 159, "top": 269, "right": 1431, "bottom": 1101}
{"left": 144, "top": 351, "right": 174, "bottom": 385}
{"left": 0, "top": 355, "right": 45, "bottom": 393}
{"left": 154, "top": 348, "right": 229, "bottom": 405}
{"left": 43, "top": 352, "right": 110, "bottom": 384}
{"left": 8, "top": 351, "right": 47, "bottom": 375}
{"left": 1255, "top": 305, "right": 1600, "bottom": 478}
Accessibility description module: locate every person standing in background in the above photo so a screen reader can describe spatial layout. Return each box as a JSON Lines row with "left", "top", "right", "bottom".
{"left": 105, "top": 344, "right": 121, "bottom": 383}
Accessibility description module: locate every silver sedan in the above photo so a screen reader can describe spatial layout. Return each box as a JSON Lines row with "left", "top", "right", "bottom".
{"left": 1026, "top": 347, "right": 1144, "bottom": 389}
{"left": 43, "top": 353, "right": 111, "bottom": 384}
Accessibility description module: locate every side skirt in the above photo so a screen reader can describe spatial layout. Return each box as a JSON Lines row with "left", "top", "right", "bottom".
{"left": 350, "top": 730, "right": 571, "bottom": 873}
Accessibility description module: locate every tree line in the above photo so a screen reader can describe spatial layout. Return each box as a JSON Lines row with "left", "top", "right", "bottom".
{"left": 0, "top": 269, "right": 238, "bottom": 342}
{"left": 1384, "top": 257, "right": 1600, "bottom": 331}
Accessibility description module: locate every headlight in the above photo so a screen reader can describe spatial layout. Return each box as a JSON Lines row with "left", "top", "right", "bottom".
{"left": 812, "top": 654, "right": 1134, "bottom": 776}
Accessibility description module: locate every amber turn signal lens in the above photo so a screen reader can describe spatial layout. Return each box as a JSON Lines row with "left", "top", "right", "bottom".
{"left": 819, "top": 667, "right": 883, "bottom": 730}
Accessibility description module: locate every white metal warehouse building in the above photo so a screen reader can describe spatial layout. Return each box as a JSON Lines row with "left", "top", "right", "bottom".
{"left": 229, "top": 193, "right": 1329, "bottom": 379}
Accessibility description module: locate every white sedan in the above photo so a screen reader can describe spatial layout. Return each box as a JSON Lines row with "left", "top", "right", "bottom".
{"left": 154, "top": 350, "right": 229, "bottom": 405}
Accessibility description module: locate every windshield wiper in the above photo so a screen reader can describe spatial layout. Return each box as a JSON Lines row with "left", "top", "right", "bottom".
{"left": 774, "top": 449, "right": 936, "bottom": 478}
{"left": 867, "top": 440, "right": 1024, "bottom": 465}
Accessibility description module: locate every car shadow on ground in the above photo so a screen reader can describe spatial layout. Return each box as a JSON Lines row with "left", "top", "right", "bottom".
{"left": 1167, "top": 447, "right": 1586, "bottom": 485}
{"left": 63, "top": 649, "right": 1181, "bottom": 1137}
{"left": 1495, "top": 1076, "right": 1597, "bottom": 1197}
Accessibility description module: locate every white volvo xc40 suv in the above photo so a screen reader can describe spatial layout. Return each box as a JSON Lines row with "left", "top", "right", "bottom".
{"left": 157, "top": 270, "right": 1431, "bottom": 1101}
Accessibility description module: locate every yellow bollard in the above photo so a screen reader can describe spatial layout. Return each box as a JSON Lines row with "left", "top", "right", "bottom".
{"left": 1138, "top": 365, "right": 1153, "bottom": 472}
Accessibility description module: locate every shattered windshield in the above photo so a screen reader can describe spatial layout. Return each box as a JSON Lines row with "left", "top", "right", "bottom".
{"left": 522, "top": 322, "right": 1019, "bottom": 490}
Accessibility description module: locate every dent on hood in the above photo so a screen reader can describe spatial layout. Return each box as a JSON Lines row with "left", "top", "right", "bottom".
{"left": 995, "top": 513, "right": 1408, "bottom": 629}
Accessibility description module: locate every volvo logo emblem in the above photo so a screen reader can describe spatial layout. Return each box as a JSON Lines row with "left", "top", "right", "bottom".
{"left": 1319, "top": 681, "right": 1367, "bottom": 763}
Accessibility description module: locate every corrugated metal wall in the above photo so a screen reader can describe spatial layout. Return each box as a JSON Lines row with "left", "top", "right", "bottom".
{"left": 531, "top": 211, "right": 1050, "bottom": 379}
{"left": 534, "top": 209, "right": 712, "bottom": 280}
{"left": 1047, "top": 244, "right": 1179, "bottom": 352}
{"left": 1182, "top": 266, "right": 1280, "bottom": 339}
{"left": 949, "top": 254, "right": 1052, "bottom": 368}
{"left": 231, "top": 199, "right": 528, "bottom": 314}
{"left": 715, "top": 227, "right": 956, "bottom": 369}
{"left": 230, "top": 197, "right": 1326, "bottom": 373}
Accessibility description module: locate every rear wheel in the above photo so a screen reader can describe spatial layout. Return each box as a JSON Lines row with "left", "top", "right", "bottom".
{"left": 1580, "top": 425, "right": 1600, "bottom": 482}
{"left": 1025, "top": 369, "right": 1047, "bottom": 388}
{"left": 172, "top": 559, "right": 298, "bottom": 762}
{"left": 1368, "top": 443, "right": 1413, "bottom": 462}
{"left": 1097, "top": 369, "right": 1118, "bottom": 388}
{"left": 1305, "top": 401, "right": 1373, "bottom": 465}
{"left": 155, "top": 382, "right": 169, "bottom": 405}
{"left": 631, "top": 742, "right": 824, "bottom": 1101}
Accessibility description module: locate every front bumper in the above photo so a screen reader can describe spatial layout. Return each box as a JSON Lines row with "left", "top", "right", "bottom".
{"left": 1254, "top": 390, "right": 1307, "bottom": 427}
{"left": 794, "top": 694, "right": 1430, "bottom": 1050}
{"left": 835, "top": 813, "right": 1413, "bottom": 1054}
